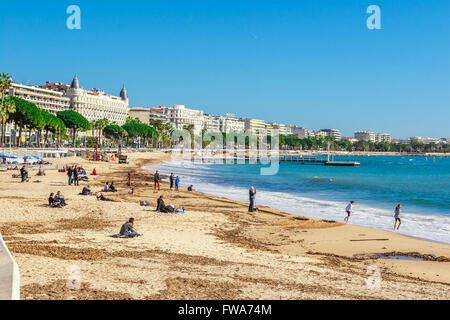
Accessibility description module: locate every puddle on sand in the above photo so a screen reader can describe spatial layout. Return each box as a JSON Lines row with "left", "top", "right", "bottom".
{"left": 375, "top": 255, "right": 425, "bottom": 261}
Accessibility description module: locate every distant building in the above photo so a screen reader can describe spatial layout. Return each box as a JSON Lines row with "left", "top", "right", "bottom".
{"left": 128, "top": 106, "right": 169, "bottom": 124}
{"left": 290, "top": 126, "right": 310, "bottom": 139}
{"left": 269, "top": 123, "right": 293, "bottom": 136}
{"left": 355, "top": 131, "right": 376, "bottom": 142}
{"left": 5, "top": 82, "right": 71, "bottom": 115}
{"left": 343, "top": 137, "right": 359, "bottom": 143}
{"left": 320, "top": 129, "right": 342, "bottom": 140}
{"left": 65, "top": 74, "right": 129, "bottom": 125}
{"left": 375, "top": 133, "right": 391, "bottom": 143}
{"left": 3, "top": 82, "right": 72, "bottom": 143}
{"left": 219, "top": 116, "right": 245, "bottom": 133}
{"left": 311, "top": 131, "right": 327, "bottom": 139}
{"left": 244, "top": 118, "right": 267, "bottom": 135}
{"left": 203, "top": 114, "right": 221, "bottom": 132}
{"left": 410, "top": 136, "right": 442, "bottom": 144}
{"left": 128, "top": 107, "right": 152, "bottom": 124}
{"left": 162, "top": 105, "right": 204, "bottom": 135}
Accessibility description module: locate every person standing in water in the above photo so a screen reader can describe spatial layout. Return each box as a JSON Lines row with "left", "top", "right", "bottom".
{"left": 344, "top": 201, "right": 355, "bottom": 224}
{"left": 249, "top": 187, "right": 257, "bottom": 213}
{"left": 394, "top": 204, "right": 402, "bottom": 231}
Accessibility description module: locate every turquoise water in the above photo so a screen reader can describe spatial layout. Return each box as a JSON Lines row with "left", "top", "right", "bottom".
{"left": 146, "top": 156, "right": 450, "bottom": 243}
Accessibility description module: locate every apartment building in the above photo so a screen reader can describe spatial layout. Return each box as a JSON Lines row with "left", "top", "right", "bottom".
{"left": 244, "top": 118, "right": 267, "bottom": 135}
{"left": 269, "top": 123, "right": 293, "bottom": 136}
{"left": 162, "top": 105, "right": 204, "bottom": 135}
{"left": 320, "top": 129, "right": 342, "bottom": 140}
{"left": 290, "top": 126, "right": 310, "bottom": 139}
{"left": 355, "top": 131, "right": 376, "bottom": 142}
{"left": 5, "top": 82, "right": 71, "bottom": 115}
{"left": 375, "top": 133, "right": 392, "bottom": 143}
{"left": 203, "top": 114, "right": 221, "bottom": 132}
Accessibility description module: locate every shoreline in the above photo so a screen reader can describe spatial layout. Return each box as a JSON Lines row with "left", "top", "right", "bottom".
{"left": 145, "top": 157, "right": 450, "bottom": 245}
{"left": 0, "top": 152, "right": 449, "bottom": 300}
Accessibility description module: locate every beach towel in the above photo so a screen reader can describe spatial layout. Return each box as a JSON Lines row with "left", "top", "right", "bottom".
{"left": 175, "top": 208, "right": 184, "bottom": 214}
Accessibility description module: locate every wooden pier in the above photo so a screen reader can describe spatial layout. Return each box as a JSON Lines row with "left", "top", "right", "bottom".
{"left": 193, "top": 155, "right": 361, "bottom": 167}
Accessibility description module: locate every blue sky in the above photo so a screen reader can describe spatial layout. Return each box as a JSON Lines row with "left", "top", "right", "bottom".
{"left": 0, "top": 0, "right": 449, "bottom": 138}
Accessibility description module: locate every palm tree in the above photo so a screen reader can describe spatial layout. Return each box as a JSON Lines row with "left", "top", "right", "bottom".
{"left": 183, "top": 124, "right": 195, "bottom": 150}
{"left": 96, "top": 118, "right": 109, "bottom": 146}
{"left": 0, "top": 98, "right": 16, "bottom": 145}
{"left": 0, "top": 73, "right": 13, "bottom": 144}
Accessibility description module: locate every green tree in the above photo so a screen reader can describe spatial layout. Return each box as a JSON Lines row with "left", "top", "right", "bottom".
{"left": 0, "top": 73, "right": 13, "bottom": 144}
{"left": 57, "top": 110, "right": 91, "bottom": 147}
{"left": 7, "top": 97, "right": 40, "bottom": 146}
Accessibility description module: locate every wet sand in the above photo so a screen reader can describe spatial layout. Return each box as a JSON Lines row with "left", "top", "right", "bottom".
{"left": 0, "top": 152, "right": 449, "bottom": 300}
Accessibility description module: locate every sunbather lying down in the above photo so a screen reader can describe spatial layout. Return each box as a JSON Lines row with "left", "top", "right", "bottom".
{"left": 96, "top": 193, "right": 120, "bottom": 202}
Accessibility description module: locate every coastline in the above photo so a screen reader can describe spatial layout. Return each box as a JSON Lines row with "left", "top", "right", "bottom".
{"left": 0, "top": 152, "right": 449, "bottom": 300}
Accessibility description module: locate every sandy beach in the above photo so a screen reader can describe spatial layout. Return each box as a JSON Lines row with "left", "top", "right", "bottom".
{"left": 0, "top": 152, "right": 449, "bottom": 300}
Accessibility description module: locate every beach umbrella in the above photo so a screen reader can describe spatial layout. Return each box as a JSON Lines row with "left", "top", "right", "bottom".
{"left": 0, "top": 154, "right": 17, "bottom": 159}
{"left": 23, "top": 156, "right": 34, "bottom": 160}
{"left": 33, "top": 155, "right": 43, "bottom": 160}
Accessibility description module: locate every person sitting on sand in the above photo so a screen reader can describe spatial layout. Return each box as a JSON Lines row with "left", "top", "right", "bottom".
{"left": 48, "top": 192, "right": 62, "bottom": 208}
{"left": 187, "top": 185, "right": 193, "bottom": 192}
{"left": 92, "top": 168, "right": 97, "bottom": 176}
{"left": 119, "top": 218, "right": 141, "bottom": 238}
{"left": 55, "top": 191, "right": 67, "bottom": 206}
{"left": 108, "top": 181, "right": 117, "bottom": 192}
{"left": 104, "top": 182, "right": 109, "bottom": 192}
{"left": 128, "top": 187, "right": 134, "bottom": 195}
{"left": 37, "top": 167, "right": 46, "bottom": 176}
{"left": 81, "top": 185, "right": 92, "bottom": 196}
{"left": 156, "top": 195, "right": 173, "bottom": 213}
{"left": 344, "top": 201, "right": 355, "bottom": 224}
{"left": 394, "top": 204, "right": 402, "bottom": 231}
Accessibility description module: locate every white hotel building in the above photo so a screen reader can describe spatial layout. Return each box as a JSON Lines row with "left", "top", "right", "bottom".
{"left": 354, "top": 131, "right": 391, "bottom": 143}
{"left": 66, "top": 75, "right": 129, "bottom": 125}
{"left": 162, "top": 105, "right": 204, "bottom": 135}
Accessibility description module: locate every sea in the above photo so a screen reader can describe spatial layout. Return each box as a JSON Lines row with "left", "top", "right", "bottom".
{"left": 145, "top": 155, "right": 450, "bottom": 244}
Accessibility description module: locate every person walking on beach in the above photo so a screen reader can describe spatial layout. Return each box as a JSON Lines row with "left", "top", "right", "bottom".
{"left": 67, "top": 166, "right": 73, "bottom": 185}
{"left": 249, "top": 187, "right": 257, "bottom": 213}
{"left": 394, "top": 204, "right": 402, "bottom": 231}
{"left": 20, "top": 165, "right": 28, "bottom": 183}
{"left": 73, "top": 166, "right": 79, "bottom": 186}
{"left": 175, "top": 176, "right": 180, "bottom": 191}
{"left": 344, "top": 201, "right": 354, "bottom": 224}
{"left": 154, "top": 170, "right": 161, "bottom": 191}
{"left": 169, "top": 173, "right": 175, "bottom": 190}
{"left": 127, "top": 172, "right": 131, "bottom": 187}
